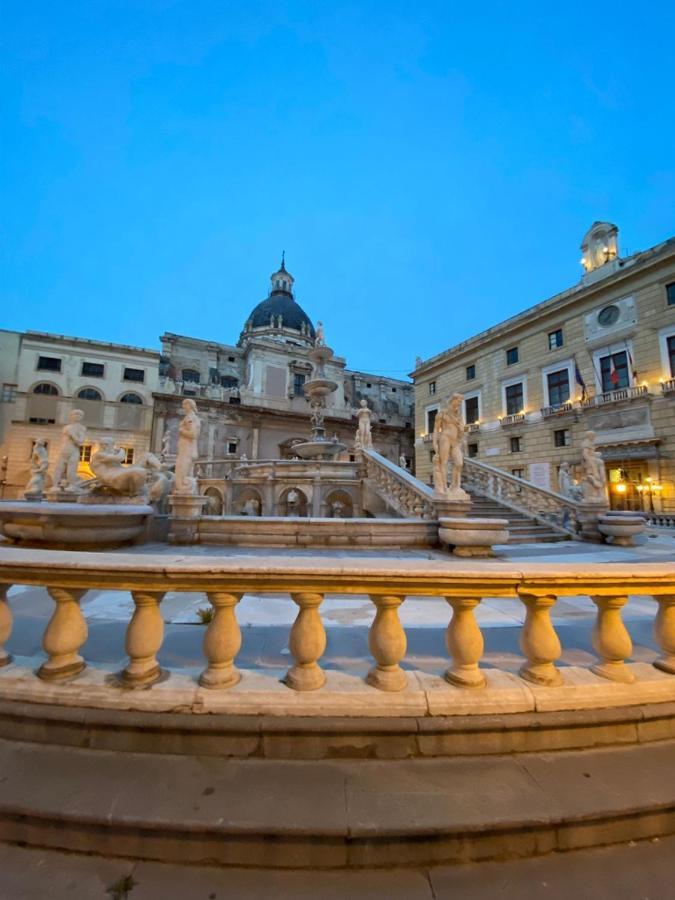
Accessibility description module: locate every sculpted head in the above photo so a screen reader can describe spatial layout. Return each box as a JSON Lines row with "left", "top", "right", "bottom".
{"left": 69, "top": 409, "right": 85, "bottom": 423}
{"left": 182, "top": 398, "right": 198, "bottom": 414}
{"left": 360, "top": 399, "right": 368, "bottom": 409}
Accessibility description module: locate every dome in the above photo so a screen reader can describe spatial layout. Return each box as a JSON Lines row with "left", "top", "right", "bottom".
{"left": 243, "top": 257, "right": 315, "bottom": 339}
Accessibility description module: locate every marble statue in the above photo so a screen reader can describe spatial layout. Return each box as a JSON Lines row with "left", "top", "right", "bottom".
{"left": 558, "top": 461, "right": 583, "bottom": 501}
{"left": 174, "top": 398, "right": 201, "bottom": 494}
{"left": 25, "top": 439, "right": 49, "bottom": 496}
{"left": 580, "top": 430, "right": 608, "bottom": 503}
{"left": 432, "top": 393, "right": 467, "bottom": 498}
{"left": 88, "top": 438, "right": 149, "bottom": 497}
{"left": 160, "top": 429, "right": 172, "bottom": 462}
{"left": 399, "top": 454, "right": 408, "bottom": 470}
{"left": 143, "top": 452, "right": 174, "bottom": 509}
{"left": 242, "top": 497, "right": 260, "bottom": 516}
{"left": 315, "top": 321, "right": 325, "bottom": 346}
{"left": 52, "top": 409, "right": 87, "bottom": 490}
{"left": 354, "top": 399, "right": 373, "bottom": 449}
{"left": 286, "top": 489, "right": 300, "bottom": 515}
{"left": 331, "top": 498, "right": 345, "bottom": 518}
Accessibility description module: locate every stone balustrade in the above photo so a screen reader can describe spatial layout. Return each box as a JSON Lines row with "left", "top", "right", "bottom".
{"left": 361, "top": 448, "right": 437, "bottom": 519}
{"left": 463, "top": 457, "right": 583, "bottom": 536}
{"left": 0, "top": 549, "right": 674, "bottom": 709}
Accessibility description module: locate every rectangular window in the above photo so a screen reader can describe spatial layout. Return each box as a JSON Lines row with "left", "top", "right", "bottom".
{"left": 505, "top": 382, "right": 524, "bottom": 415}
{"left": 123, "top": 367, "right": 145, "bottom": 383}
{"left": 81, "top": 361, "right": 104, "bottom": 378}
{"left": 1, "top": 383, "right": 17, "bottom": 402}
{"left": 547, "top": 369, "right": 570, "bottom": 407}
{"left": 599, "top": 351, "right": 629, "bottom": 392}
{"left": 668, "top": 335, "right": 675, "bottom": 377}
{"left": 511, "top": 468, "right": 524, "bottom": 479}
{"left": 122, "top": 448, "right": 134, "bottom": 465}
{"left": 79, "top": 444, "right": 92, "bottom": 463}
{"left": 467, "top": 442, "right": 478, "bottom": 458}
{"left": 510, "top": 436, "right": 522, "bottom": 453}
{"left": 293, "top": 373, "right": 306, "bottom": 396}
{"left": 554, "top": 428, "right": 570, "bottom": 448}
{"left": 548, "top": 328, "right": 564, "bottom": 350}
{"left": 666, "top": 282, "right": 675, "bottom": 306}
{"left": 429, "top": 381, "right": 436, "bottom": 395}
{"left": 427, "top": 409, "right": 438, "bottom": 433}
{"left": 465, "top": 396, "right": 479, "bottom": 424}
{"left": 466, "top": 364, "right": 476, "bottom": 380}
{"left": 228, "top": 356, "right": 236, "bottom": 362}
{"left": 37, "top": 355, "right": 61, "bottom": 372}
{"left": 227, "top": 440, "right": 238, "bottom": 455}
{"left": 506, "top": 347, "right": 519, "bottom": 365}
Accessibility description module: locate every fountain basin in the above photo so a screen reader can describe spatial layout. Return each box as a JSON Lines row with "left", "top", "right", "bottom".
{"left": 0, "top": 502, "right": 154, "bottom": 549}
{"left": 303, "top": 377, "right": 338, "bottom": 398}
{"left": 293, "top": 439, "right": 347, "bottom": 460}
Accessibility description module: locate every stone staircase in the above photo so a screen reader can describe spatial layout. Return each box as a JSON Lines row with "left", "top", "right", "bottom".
{"left": 466, "top": 491, "right": 569, "bottom": 543}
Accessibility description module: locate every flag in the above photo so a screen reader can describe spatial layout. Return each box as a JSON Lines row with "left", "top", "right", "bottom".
{"left": 610, "top": 357, "right": 620, "bottom": 387}
{"left": 626, "top": 344, "right": 638, "bottom": 383}
{"left": 574, "top": 359, "right": 588, "bottom": 402}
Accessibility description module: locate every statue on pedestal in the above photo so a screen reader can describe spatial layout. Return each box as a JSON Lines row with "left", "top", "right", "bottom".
{"left": 174, "top": 399, "right": 201, "bottom": 495}
{"left": 558, "top": 461, "right": 583, "bottom": 501}
{"left": 432, "top": 393, "right": 468, "bottom": 499}
{"left": 88, "top": 438, "right": 149, "bottom": 497}
{"left": 315, "top": 321, "right": 325, "bottom": 346}
{"left": 25, "top": 439, "right": 49, "bottom": 497}
{"left": 52, "top": 410, "right": 87, "bottom": 490}
{"left": 354, "top": 399, "right": 373, "bottom": 450}
{"left": 399, "top": 454, "right": 408, "bottom": 470}
{"left": 580, "top": 431, "right": 608, "bottom": 503}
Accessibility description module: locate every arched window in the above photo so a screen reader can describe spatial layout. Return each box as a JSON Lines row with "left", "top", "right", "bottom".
{"left": 77, "top": 387, "right": 102, "bottom": 402}
{"left": 120, "top": 392, "right": 143, "bottom": 404}
{"left": 33, "top": 382, "right": 59, "bottom": 395}
{"left": 182, "top": 369, "right": 200, "bottom": 384}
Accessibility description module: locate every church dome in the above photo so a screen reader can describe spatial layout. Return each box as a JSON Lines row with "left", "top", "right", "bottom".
{"left": 242, "top": 257, "right": 315, "bottom": 340}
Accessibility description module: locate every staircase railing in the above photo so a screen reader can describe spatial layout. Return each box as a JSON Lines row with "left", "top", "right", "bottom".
{"left": 361, "top": 449, "right": 437, "bottom": 519}
{"left": 462, "top": 457, "right": 582, "bottom": 536}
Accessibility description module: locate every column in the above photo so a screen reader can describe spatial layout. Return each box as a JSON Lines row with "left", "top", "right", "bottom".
{"left": 38, "top": 588, "right": 88, "bottom": 681}
{"left": 591, "top": 595, "right": 635, "bottom": 683}
{"left": 653, "top": 594, "right": 675, "bottom": 674}
{"left": 366, "top": 594, "right": 408, "bottom": 691}
{"left": 121, "top": 591, "right": 166, "bottom": 687}
{"left": 518, "top": 593, "right": 563, "bottom": 686}
{"left": 284, "top": 592, "right": 326, "bottom": 690}
{"left": 444, "top": 597, "right": 486, "bottom": 688}
{"left": 199, "top": 592, "right": 242, "bottom": 688}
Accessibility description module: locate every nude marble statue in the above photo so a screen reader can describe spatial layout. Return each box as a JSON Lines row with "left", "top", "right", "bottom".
{"left": 174, "top": 398, "right": 201, "bottom": 494}
{"left": 25, "top": 439, "right": 49, "bottom": 496}
{"left": 52, "top": 410, "right": 87, "bottom": 490}
{"left": 354, "top": 399, "right": 373, "bottom": 450}
{"left": 432, "top": 393, "right": 468, "bottom": 499}
{"left": 580, "top": 431, "right": 608, "bottom": 503}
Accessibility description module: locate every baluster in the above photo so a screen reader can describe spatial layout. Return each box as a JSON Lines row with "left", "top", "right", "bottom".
{"left": 284, "top": 592, "right": 326, "bottom": 691}
{"left": 0, "top": 584, "right": 12, "bottom": 667}
{"left": 445, "top": 597, "right": 486, "bottom": 688}
{"left": 653, "top": 594, "right": 675, "bottom": 674}
{"left": 122, "top": 591, "right": 166, "bottom": 687}
{"left": 518, "top": 593, "right": 563, "bottom": 686}
{"left": 591, "top": 595, "right": 635, "bottom": 683}
{"left": 366, "top": 594, "right": 407, "bottom": 691}
{"left": 199, "top": 592, "right": 242, "bottom": 689}
{"left": 38, "top": 588, "right": 88, "bottom": 681}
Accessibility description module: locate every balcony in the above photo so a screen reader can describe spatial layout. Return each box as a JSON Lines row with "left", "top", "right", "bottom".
{"left": 500, "top": 413, "right": 525, "bottom": 427}
{"left": 541, "top": 402, "right": 574, "bottom": 418}
{"left": 661, "top": 378, "right": 675, "bottom": 396}
{"left": 580, "top": 385, "right": 649, "bottom": 409}
{"left": 465, "top": 422, "right": 480, "bottom": 433}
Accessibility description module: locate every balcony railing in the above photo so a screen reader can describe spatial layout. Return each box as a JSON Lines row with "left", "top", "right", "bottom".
{"left": 541, "top": 402, "right": 574, "bottom": 418}
{"left": 661, "top": 378, "right": 675, "bottom": 396}
{"left": 500, "top": 413, "right": 525, "bottom": 427}
{"left": 580, "top": 385, "right": 649, "bottom": 408}
{"left": 0, "top": 549, "right": 673, "bottom": 703}
{"left": 465, "top": 422, "right": 480, "bottom": 433}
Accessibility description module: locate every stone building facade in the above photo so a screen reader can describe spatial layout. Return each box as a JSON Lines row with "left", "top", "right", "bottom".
{"left": 0, "top": 331, "right": 159, "bottom": 498}
{"left": 412, "top": 224, "right": 675, "bottom": 513}
{"left": 153, "top": 260, "right": 414, "bottom": 467}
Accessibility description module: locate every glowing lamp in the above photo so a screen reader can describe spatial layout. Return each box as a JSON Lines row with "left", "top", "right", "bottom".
{"left": 615, "top": 483, "right": 627, "bottom": 494}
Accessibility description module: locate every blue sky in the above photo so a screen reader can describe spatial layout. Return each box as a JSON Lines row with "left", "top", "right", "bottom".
{"left": 2, "top": 1, "right": 674, "bottom": 375}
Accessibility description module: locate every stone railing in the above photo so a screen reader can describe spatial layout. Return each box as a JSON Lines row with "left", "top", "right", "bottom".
{"left": 580, "top": 385, "right": 649, "bottom": 408}
{"left": 541, "top": 402, "right": 574, "bottom": 418}
{"left": 499, "top": 413, "right": 526, "bottom": 427}
{"left": 362, "top": 448, "right": 437, "bottom": 519}
{"left": 463, "top": 457, "right": 582, "bottom": 536}
{"left": 645, "top": 513, "right": 675, "bottom": 528}
{"left": 0, "top": 549, "right": 673, "bottom": 704}
{"left": 661, "top": 378, "right": 675, "bottom": 395}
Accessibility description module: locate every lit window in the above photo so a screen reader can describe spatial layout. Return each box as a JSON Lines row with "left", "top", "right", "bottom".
{"left": 122, "top": 448, "right": 134, "bottom": 465}
{"left": 505, "top": 383, "right": 523, "bottom": 416}
{"left": 506, "top": 347, "right": 519, "bottom": 366}
{"left": 547, "top": 369, "right": 570, "bottom": 407}
{"left": 37, "top": 356, "right": 61, "bottom": 372}
{"left": 510, "top": 436, "right": 522, "bottom": 453}
{"left": 123, "top": 367, "right": 145, "bottom": 383}
{"left": 548, "top": 329, "right": 563, "bottom": 350}
{"left": 79, "top": 444, "right": 92, "bottom": 463}
{"left": 466, "top": 365, "right": 476, "bottom": 380}
{"left": 554, "top": 428, "right": 570, "bottom": 448}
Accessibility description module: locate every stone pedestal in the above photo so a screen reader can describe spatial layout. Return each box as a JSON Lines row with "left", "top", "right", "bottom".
{"left": 23, "top": 491, "right": 44, "bottom": 503}
{"left": 577, "top": 501, "right": 610, "bottom": 542}
{"left": 438, "top": 517, "right": 509, "bottom": 557}
{"left": 168, "top": 494, "right": 208, "bottom": 544}
{"left": 433, "top": 493, "right": 472, "bottom": 520}
{"left": 597, "top": 513, "right": 646, "bottom": 547}
{"left": 45, "top": 488, "right": 82, "bottom": 503}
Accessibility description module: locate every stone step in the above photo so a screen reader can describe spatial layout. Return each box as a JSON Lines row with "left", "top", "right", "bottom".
{"left": 465, "top": 490, "right": 570, "bottom": 542}
{"left": 0, "top": 735, "right": 673, "bottom": 869}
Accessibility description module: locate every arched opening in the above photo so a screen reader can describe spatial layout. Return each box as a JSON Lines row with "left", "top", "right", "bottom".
{"left": 278, "top": 487, "right": 308, "bottom": 517}
{"left": 203, "top": 487, "right": 223, "bottom": 516}
{"left": 117, "top": 392, "right": 144, "bottom": 430}
{"left": 28, "top": 383, "right": 59, "bottom": 424}
{"left": 76, "top": 387, "right": 104, "bottom": 425}
{"left": 120, "top": 392, "right": 143, "bottom": 404}
{"left": 236, "top": 488, "right": 263, "bottom": 517}
{"left": 323, "top": 490, "right": 354, "bottom": 518}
